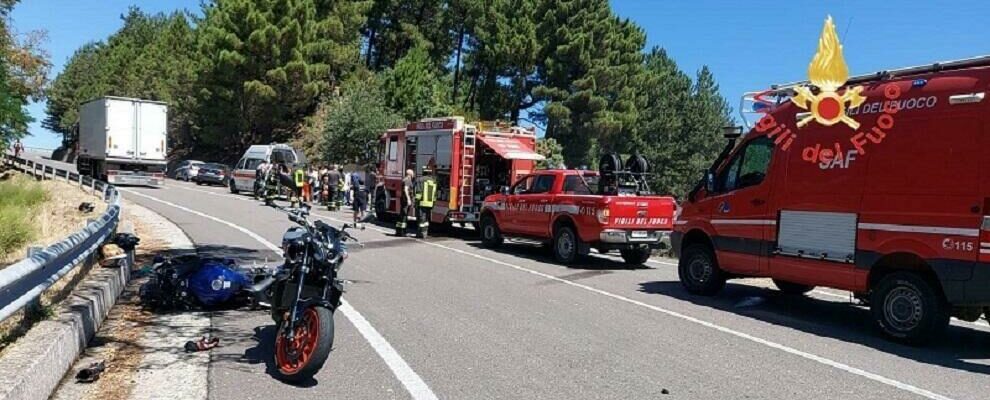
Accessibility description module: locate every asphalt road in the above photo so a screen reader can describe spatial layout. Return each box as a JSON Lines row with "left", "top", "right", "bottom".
{"left": 75, "top": 175, "right": 983, "bottom": 400}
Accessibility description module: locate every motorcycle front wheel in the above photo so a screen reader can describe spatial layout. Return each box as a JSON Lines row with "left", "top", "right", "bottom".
{"left": 274, "top": 306, "right": 334, "bottom": 383}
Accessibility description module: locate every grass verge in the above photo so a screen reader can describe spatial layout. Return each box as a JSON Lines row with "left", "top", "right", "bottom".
{"left": 0, "top": 176, "right": 47, "bottom": 260}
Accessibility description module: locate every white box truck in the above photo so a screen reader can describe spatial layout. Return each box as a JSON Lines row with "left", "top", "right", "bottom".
{"left": 76, "top": 96, "right": 167, "bottom": 186}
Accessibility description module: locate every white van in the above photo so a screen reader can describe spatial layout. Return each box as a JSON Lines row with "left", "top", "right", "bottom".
{"left": 229, "top": 144, "right": 306, "bottom": 194}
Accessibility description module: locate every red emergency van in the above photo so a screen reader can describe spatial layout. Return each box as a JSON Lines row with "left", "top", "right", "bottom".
{"left": 672, "top": 56, "right": 990, "bottom": 344}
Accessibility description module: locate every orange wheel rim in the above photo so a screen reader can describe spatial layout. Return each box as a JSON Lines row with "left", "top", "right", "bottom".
{"left": 275, "top": 307, "right": 320, "bottom": 375}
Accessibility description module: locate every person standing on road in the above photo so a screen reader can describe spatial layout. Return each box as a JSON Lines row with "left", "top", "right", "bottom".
{"left": 310, "top": 166, "right": 320, "bottom": 204}
{"left": 351, "top": 171, "right": 367, "bottom": 225}
{"left": 326, "top": 165, "right": 341, "bottom": 210}
{"left": 368, "top": 167, "right": 379, "bottom": 215}
{"left": 254, "top": 160, "right": 269, "bottom": 199}
{"left": 415, "top": 166, "right": 438, "bottom": 239}
{"left": 395, "top": 169, "right": 415, "bottom": 236}
{"left": 337, "top": 166, "right": 346, "bottom": 208}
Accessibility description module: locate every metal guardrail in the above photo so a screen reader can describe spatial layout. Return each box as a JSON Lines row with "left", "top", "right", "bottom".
{"left": 0, "top": 152, "right": 121, "bottom": 323}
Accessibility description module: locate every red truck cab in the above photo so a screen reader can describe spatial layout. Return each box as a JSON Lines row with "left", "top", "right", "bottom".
{"left": 480, "top": 169, "right": 676, "bottom": 265}
{"left": 673, "top": 56, "right": 990, "bottom": 344}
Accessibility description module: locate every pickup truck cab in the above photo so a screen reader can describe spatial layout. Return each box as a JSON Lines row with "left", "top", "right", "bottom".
{"left": 479, "top": 170, "right": 676, "bottom": 265}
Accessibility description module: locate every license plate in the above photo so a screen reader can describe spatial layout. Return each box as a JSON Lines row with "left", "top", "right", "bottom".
{"left": 631, "top": 231, "right": 648, "bottom": 238}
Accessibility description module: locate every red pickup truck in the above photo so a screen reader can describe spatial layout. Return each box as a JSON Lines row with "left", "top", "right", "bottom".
{"left": 479, "top": 169, "right": 677, "bottom": 265}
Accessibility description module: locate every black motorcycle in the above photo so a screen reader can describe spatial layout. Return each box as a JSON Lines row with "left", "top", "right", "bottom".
{"left": 267, "top": 204, "right": 362, "bottom": 382}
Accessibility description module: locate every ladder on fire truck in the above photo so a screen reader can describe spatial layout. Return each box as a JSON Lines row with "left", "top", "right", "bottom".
{"left": 459, "top": 126, "right": 477, "bottom": 214}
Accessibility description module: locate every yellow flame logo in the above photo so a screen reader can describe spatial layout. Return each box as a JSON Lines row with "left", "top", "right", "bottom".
{"left": 791, "top": 16, "right": 865, "bottom": 129}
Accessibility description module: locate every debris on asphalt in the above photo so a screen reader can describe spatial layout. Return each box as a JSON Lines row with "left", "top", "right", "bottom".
{"left": 661, "top": 388, "right": 670, "bottom": 395}
{"left": 75, "top": 361, "right": 106, "bottom": 383}
{"left": 184, "top": 336, "right": 220, "bottom": 352}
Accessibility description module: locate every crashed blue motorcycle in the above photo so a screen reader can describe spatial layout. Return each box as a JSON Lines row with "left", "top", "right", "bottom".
{"left": 265, "top": 204, "right": 362, "bottom": 382}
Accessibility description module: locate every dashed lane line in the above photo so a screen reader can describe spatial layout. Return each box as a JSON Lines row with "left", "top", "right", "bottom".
{"left": 120, "top": 188, "right": 440, "bottom": 400}
{"left": 163, "top": 183, "right": 957, "bottom": 400}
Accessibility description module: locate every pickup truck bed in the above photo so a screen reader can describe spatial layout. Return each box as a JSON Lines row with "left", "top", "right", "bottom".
{"left": 479, "top": 170, "right": 676, "bottom": 265}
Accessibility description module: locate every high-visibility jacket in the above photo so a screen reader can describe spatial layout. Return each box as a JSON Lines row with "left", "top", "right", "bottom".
{"left": 293, "top": 169, "right": 305, "bottom": 187}
{"left": 416, "top": 177, "right": 437, "bottom": 208}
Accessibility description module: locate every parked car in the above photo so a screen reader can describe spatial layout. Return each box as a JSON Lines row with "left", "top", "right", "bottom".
{"left": 192, "top": 163, "right": 229, "bottom": 186}
{"left": 174, "top": 160, "right": 204, "bottom": 181}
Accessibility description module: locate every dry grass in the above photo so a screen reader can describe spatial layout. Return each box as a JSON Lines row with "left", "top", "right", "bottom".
{"left": 0, "top": 173, "right": 107, "bottom": 352}
{"left": 0, "top": 174, "right": 106, "bottom": 268}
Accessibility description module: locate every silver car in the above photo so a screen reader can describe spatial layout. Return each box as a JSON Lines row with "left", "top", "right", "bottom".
{"left": 174, "top": 160, "right": 204, "bottom": 181}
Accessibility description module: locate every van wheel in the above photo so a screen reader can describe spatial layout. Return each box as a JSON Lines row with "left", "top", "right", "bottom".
{"left": 480, "top": 214, "right": 503, "bottom": 248}
{"left": 772, "top": 279, "right": 814, "bottom": 295}
{"left": 620, "top": 247, "right": 651, "bottom": 266}
{"left": 552, "top": 225, "right": 581, "bottom": 264}
{"left": 678, "top": 244, "right": 725, "bottom": 295}
{"left": 229, "top": 180, "right": 238, "bottom": 194}
{"left": 870, "top": 272, "right": 948, "bottom": 345}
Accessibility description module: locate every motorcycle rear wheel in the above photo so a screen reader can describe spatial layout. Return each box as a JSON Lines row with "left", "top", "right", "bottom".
{"left": 274, "top": 306, "right": 334, "bottom": 383}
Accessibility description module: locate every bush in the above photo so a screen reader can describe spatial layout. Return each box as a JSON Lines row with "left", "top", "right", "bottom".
{"left": 0, "top": 177, "right": 47, "bottom": 258}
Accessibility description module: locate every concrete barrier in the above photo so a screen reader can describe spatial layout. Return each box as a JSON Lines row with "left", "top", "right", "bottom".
{"left": 0, "top": 247, "right": 129, "bottom": 400}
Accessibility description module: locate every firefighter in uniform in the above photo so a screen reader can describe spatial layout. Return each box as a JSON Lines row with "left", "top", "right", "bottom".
{"left": 264, "top": 162, "right": 280, "bottom": 205}
{"left": 292, "top": 165, "right": 306, "bottom": 207}
{"left": 395, "top": 169, "right": 415, "bottom": 236}
{"left": 415, "top": 166, "right": 438, "bottom": 239}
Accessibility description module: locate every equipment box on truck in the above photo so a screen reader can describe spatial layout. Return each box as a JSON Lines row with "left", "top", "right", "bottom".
{"left": 672, "top": 55, "right": 990, "bottom": 345}
{"left": 76, "top": 96, "right": 167, "bottom": 186}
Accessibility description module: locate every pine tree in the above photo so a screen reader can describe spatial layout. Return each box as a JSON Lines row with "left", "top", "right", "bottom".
{"left": 534, "top": 0, "right": 645, "bottom": 167}
{"left": 465, "top": 0, "right": 539, "bottom": 122}
{"left": 195, "top": 0, "right": 369, "bottom": 154}
{"left": 379, "top": 45, "right": 451, "bottom": 120}
{"left": 634, "top": 49, "right": 731, "bottom": 198}
{"left": 362, "top": 0, "right": 452, "bottom": 70}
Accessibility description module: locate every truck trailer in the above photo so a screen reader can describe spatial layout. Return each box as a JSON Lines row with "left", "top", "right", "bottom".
{"left": 76, "top": 96, "right": 167, "bottom": 186}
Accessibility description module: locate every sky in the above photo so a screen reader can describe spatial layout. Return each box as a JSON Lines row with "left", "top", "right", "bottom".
{"left": 11, "top": 0, "right": 990, "bottom": 149}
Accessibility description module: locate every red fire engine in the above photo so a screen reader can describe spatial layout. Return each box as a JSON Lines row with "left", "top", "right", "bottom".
{"left": 673, "top": 55, "right": 990, "bottom": 345}
{"left": 375, "top": 117, "right": 544, "bottom": 227}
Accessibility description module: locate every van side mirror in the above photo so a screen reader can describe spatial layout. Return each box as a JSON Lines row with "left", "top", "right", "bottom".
{"left": 722, "top": 126, "right": 743, "bottom": 139}
{"left": 705, "top": 171, "right": 716, "bottom": 193}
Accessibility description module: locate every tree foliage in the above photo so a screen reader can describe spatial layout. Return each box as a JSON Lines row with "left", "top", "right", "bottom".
{"left": 0, "top": 0, "right": 45, "bottom": 146}
{"left": 379, "top": 45, "right": 451, "bottom": 121}
{"left": 534, "top": 0, "right": 646, "bottom": 167}
{"left": 320, "top": 77, "right": 402, "bottom": 164}
{"left": 535, "top": 137, "right": 564, "bottom": 169}
{"left": 194, "top": 0, "right": 370, "bottom": 154}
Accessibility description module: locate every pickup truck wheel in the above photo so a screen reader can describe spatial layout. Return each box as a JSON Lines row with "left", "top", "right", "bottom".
{"left": 772, "top": 279, "right": 814, "bottom": 295}
{"left": 678, "top": 244, "right": 725, "bottom": 295}
{"left": 620, "top": 247, "right": 651, "bottom": 266}
{"left": 480, "top": 215, "right": 503, "bottom": 248}
{"left": 870, "top": 272, "right": 948, "bottom": 345}
{"left": 553, "top": 225, "right": 581, "bottom": 264}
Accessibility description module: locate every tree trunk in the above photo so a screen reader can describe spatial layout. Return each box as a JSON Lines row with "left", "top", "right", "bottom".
{"left": 452, "top": 24, "right": 465, "bottom": 102}
{"left": 365, "top": 27, "right": 376, "bottom": 68}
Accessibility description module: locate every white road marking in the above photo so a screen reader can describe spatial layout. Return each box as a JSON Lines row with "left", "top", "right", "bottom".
{"left": 121, "top": 188, "right": 439, "bottom": 400}
{"left": 165, "top": 183, "right": 960, "bottom": 399}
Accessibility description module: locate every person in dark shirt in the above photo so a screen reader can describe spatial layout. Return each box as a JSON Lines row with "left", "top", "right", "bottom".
{"left": 325, "top": 166, "right": 341, "bottom": 210}
{"left": 368, "top": 167, "right": 379, "bottom": 214}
